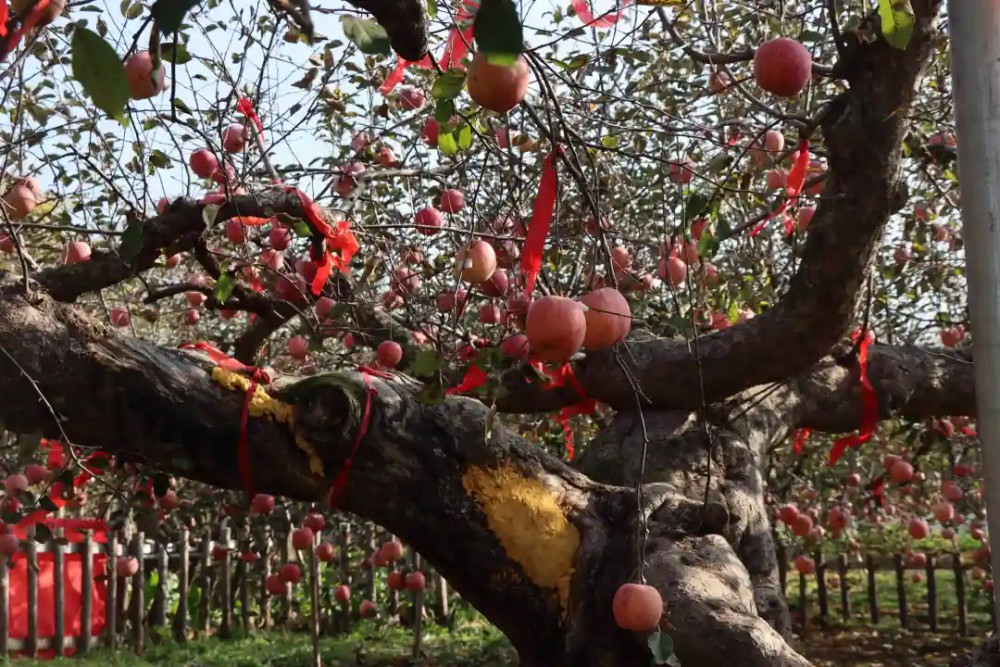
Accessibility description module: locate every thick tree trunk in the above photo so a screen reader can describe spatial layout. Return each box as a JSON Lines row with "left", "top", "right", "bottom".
{"left": 0, "top": 287, "right": 808, "bottom": 664}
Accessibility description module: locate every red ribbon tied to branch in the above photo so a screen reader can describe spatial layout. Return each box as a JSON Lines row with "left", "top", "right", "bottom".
{"left": 792, "top": 428, "right": 811, "bottom": 456}
{"left": 380, "top": 0, "right": 479, "bottom": 93}
{"left": 750, "top": 140, "right": 811, "bottom": 237}
{"left": 570, "top": 0, "right": 633, "bottom": 29}
{"left": 286, "top": 187, "right": 359, "bottom": 295}
{"left": 236, "top": 98, "right": 264, "bottom": 134}
{"left": 532, "top": 362, "right": 596, "bottom": 460}
{"left": 329, "top": 370, "right": 381, "bottom": 508}
{"left": 181, "top": 341, "right": 270, "bottom": 501}
{"left": 0, "top": 0, "right": 50, "bottom": 59}
{"left": 828, "top": 327, "right": 878, "bottom": 466}
{"left": 521, "top": 151, "right": 559, "bottom": 296}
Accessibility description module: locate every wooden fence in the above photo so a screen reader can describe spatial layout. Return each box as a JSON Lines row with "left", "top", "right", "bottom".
{"left": 781, "top": 551, "right": 994, "bottom": 635}
{"left": 0, "top": 518, "right": 446, "bottom": 659}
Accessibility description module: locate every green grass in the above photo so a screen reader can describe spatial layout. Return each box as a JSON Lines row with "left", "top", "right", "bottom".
{"left": 17, "top": 622, "right": 514, "bottom": 666}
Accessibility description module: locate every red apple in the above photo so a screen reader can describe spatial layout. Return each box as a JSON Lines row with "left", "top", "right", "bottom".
{"left": 456, "top": 240, "right": 497, "bottom": 283}
{"left": 223, "top": 124, "right": 247, "bottom": 153}
{"left": 612, "top": 583, "right": 662, "bottom": 632}
{"left": 291, "top": 528, "right": 314, "bottom": 551}
{"left": 280, "top": 563, "right": 301, "bottom": 584}
{"left": 288, "top": 336, "right": 309, "bottom": 360}
{"left": 116, "top": 557, "right": 139, "bottom": 577}
{"left": 525, "top": 295, "right": 587, "bottom": 362}
{"left": 62, "top": 241, "right": 91, "bottom": 265}
{"left": 414, "top": 207, "right": 444, "bottom": 235}
{"left": 251, "top": 493, "right": 275, "bottom": 515}
{"left": 439, "top": 189, "right": 465, "bottom": 213}
{"left": 316, "top": 542, "right": 336, "bottom": 562}
{"left": 124, "top": 51, "right": 166, "bottom": 100}
{"left": 754, "top": 37, "right": 812, "bottom": 97}
{"left": 466, "top": 52, "right": 529, "bottom": 113}
{"left": 377, "top": 340, "right": 403, "bottom": 369}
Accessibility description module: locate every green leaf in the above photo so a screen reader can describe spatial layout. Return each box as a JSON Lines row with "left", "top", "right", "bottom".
{"left": 438, "top": 132, "right": 458, "bottom": 156}
{"left": 150, "top": 0, "right": 202, "bottom": 35}
{"left": 162, "top": 41, "right": 193, "bottom": 65}
{"left": 124, "top": 2, "right": 143, "bottom": 18}
{"left": 341, "top": 17, "right": 391, "bottom": 55}
{"left": 601, "top": 135, "right": 619, "bottom": 149}
{"left": 213, "top": 273, "right": 235, "bottom": 302}
{"left": 432, "top": 70, "right": 466, "bottom": 100}
{"left": 473, "top": 0, "right": 523, "bottom": 62}
{"left": 426, "top": 0, "right": 437, "bottom": 18}
{"left": 289, "top": 220, "right": 312, "bottom": 237}
{"left": 647, "top": 629, "right": 675, "bottom": 665}
{"left": 458, "top": 123, "right": 473, "bottom": 150}
{"left": 149, "top": 149, "right": 171, "bottom": 168}
{"left": 118, "top": 217, "right": 145, "bottom": 262}
{"left": 877, "top": 0, "right": 914, "bottom": 50}
{"left": 411, "top": 348, "right": 446, "bottom": 377}
{"left": 434, "top": 99, "right": 455, "bottom": 123}
{"left": 70, "top": 27, "right": 130, "bottom": 124}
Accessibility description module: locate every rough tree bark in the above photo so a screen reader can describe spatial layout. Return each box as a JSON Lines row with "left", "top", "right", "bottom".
{"left": 0, "top": 1, "right": 961, "bottom": 665}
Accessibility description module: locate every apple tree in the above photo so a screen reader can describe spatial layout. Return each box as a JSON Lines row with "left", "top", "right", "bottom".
{"left": 0, "top": 0, "right": 976, "bottom": 664}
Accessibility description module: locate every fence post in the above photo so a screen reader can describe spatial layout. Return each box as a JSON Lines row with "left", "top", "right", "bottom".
{"left": 199, "top": 528, "right": 211, "bottom": 635}
{"left": 411, "top": 552, "right": 424, "bottom": 659}
{"left": 153, "top": 542, "right": 169, "bottom": 629}
{"left": 955, "top": 553, "right": 968, "bottom": 636}
{"left": 309, "top": 546, "right": 321, "bottom": 667}
{"left": 26, "top": 525, "right": 37, "bottom": 657}
{"left": 261, "top": 532, "right": 272, "bottom": 630}
{"left": 799, "top": 572, "right": 808, "bottom": 631}
{"left": 926, "top": 554, "right": 938, "bottom": 631}
{"left": 815, "top": 551, "right": 828, "bottom": 619}
{"left": 0, "top": 551, "right": 9, "bottom": 657}
{"left": 239, "top": 526, "right": 250, "bottom": 631}
{"left": 106, "top": 531, "right": 117, "bottom": 650}
{"left": 219, "top": 525, "right": 232, "bottom": 639}
{"left": 776, "top": 535, "right": 788, "bottom": 597}
{"left": 434, "top": 573, "right": 449, "bottom": 623}
{"left": 130, "top": 532, "right": 145, "bottom": 653}
{"left": 79, "top": 532, "right": 92, "bottom": 655}
{"left": 174, "top": 527, "right": 189, "bottom": 642}
{"left": 894, "top": 553, "right": 908, "bottom": 629}
{"left": 866, "top": 553, "right": 879, "bottom": 624}
{"left": 836, "top": 553, "right": 849, "bottom": 620}
{"left": 53, "top": 525, "right": 65, "bottom": 657}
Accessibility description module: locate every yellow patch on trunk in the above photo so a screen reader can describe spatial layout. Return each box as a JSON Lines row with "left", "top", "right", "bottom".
{"left": 461, "top": 463, "right": 580, "bottom": 616}
{"left": 210, "top": 367, "right": 323, "bottom": 476}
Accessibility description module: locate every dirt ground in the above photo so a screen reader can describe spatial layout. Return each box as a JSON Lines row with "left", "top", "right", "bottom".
{"left": 798, "top": 627, "right": 982, "bottom": 666}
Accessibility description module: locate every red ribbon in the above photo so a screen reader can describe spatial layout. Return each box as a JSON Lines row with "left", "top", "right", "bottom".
{"left": 181, "top": 341, "right": 270, "bottom": 500}
{"left": 445, "top": 363, "right": 488, "bottom": 395}
{"left": 533, "top": 362, "right": 596, "bottom": 461}
{"left": 285, "top": 187, "right": 359, "bottom": 295}
{"left": 236, "top": 98, "right": 264, "bottom": 134}
{"left": 381, "top": 0, "right": 479, "bottom": 93}
{"left": 793, "top": 428, "right": 810, "bottom": 456}
{"left": 749, "top": 140, "right": 811, "bottom": 237}
{"left": 521, "top": 152, "right": 558, "bottom": 295}
{"left": 329, "top": 371, "right": 378, "bottom": 508}
{"left": 0, "top": 0, "right": 50, "bottom": 60}
{"left": 828, "top": 327, "right": 878, "bottom": 466}
{"left": 0, "top": 2, "right": 8, "bottom": 37}
{"left": 570, "top": 0, "right": 632, "bottom": 28}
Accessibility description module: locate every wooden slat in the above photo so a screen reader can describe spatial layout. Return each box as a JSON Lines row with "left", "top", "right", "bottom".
{"left": 927, "top": 554, "right": 938, "bottom": 631}
{"left": 173, "top": 527, "right": 189, "bottom": 642}
{"left": 219, "top": 525, "right": 232, "bottom": 639}
{"left": 866, "top": 554, "right": 879, "bottom": 624}
{"left": 53, "top": 526, "right": 65, "bottom": 657}
{"left": 309, "top": 546, "right": 321, "bottom": 667}
{"left": 261, "top": 532, "right": 272, "bottom": 630}
{"left": 239, "top": 527, "right": 250, "bottom": 631}
{"left": 131, "top": 532, "right": 145, "bottom": 653}
{"left": 26, "top": 526, "right": 37, "bottom": 657}
{"left": 199, "top": 528, "right": 211, "bottom": 635}
{"left": 0, "top": 553, "right": 10, "bottom": 657}
{"left": 411, "top": 552, "right": 424, "bottom": 659}
{"left": 153, "top": 543, "right": 168, "bottom": 628}
{"left": 894, "top": 553, "right": 908, "bottom": 629}
{"left": 837, "top": 554, "right": 849, "bottom": 620}
{"left": 79, "top": 532, "right": 92, "bottom": 655}
{"left": 815, "top": 551, "right": 828, "bottom": 619}
{"left": 955, "top": 553, "right": 968, "bottom": 636}
{"left": 106, "top": 531, "right": 117, "bottom": 650}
